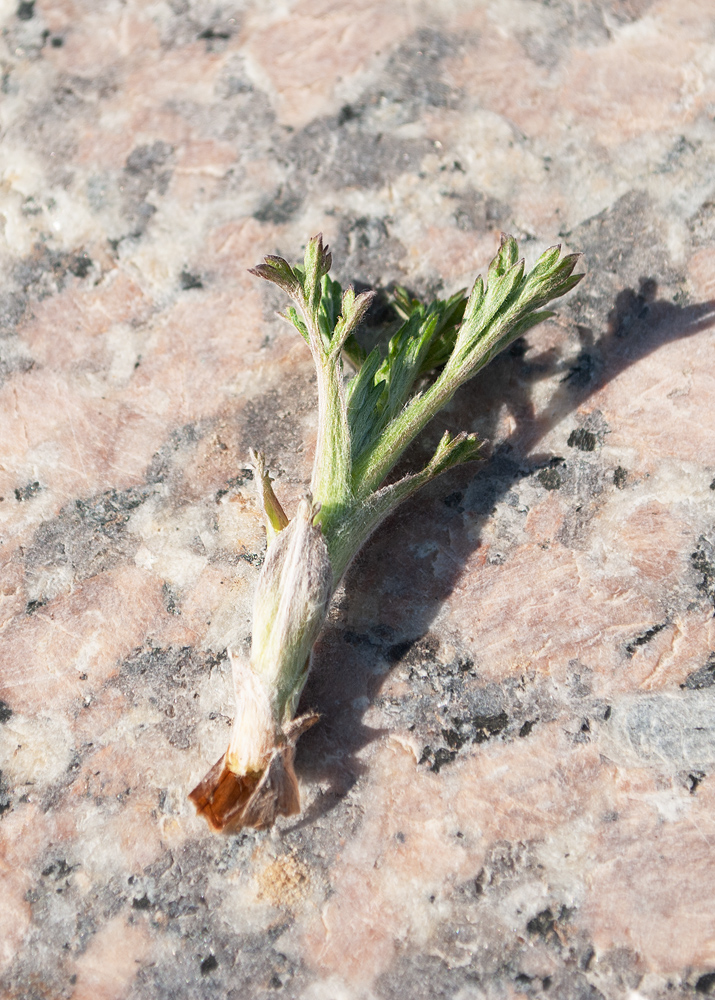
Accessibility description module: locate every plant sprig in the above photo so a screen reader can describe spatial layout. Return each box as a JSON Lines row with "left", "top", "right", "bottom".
{"left": 250, "top": 233, "right": 581, "bottom": 574}
{"left": 190, "top": 233, "right": 583, "bottom": 833}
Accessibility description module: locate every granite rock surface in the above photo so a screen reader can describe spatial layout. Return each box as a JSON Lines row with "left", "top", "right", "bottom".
{"left": 1, "top": 1, "right": 715, "bottom": 998}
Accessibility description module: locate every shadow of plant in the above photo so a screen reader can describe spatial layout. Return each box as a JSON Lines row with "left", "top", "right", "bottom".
{"left": 291, "top": 281, "right": 715, "bottom": 826}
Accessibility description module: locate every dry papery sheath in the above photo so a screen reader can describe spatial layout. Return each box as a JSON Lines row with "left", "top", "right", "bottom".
{"left": 190, "top": 233, "right": 583, "bottom": 832}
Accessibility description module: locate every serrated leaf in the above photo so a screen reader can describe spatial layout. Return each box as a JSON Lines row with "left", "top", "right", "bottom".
{"left": 530, "top": 244, "right": 562, "bottom": 277}
{"left": 346, "top": 347, "right": 385, "bottom": 458}
{"left": 284, "top": 305, "right": 309, "bottom": 343}
{"left": 428, "top": 430, "right": 483, "bottom": 475}
{"left": 463, "top": 275, "right": 485, "bottom": 325}
{"left": 248, "top": 256, "right": 301, "bottom": 296}
{"left": 303, "top": 234, "right": 333, "bottom": 316}
{"left": 393, "top": 285, "right": 422, "bottom": 321}
{"left": 489, "top": 235, "right": 519, "bottom": 281}
{"left": 331, "top": 287, "right": 375, "bottom": 355}
{"left": 551, "top": 253, "right": 580, "bottom": 280}
{"left": 550, "top": 272, "right": 583, "bottom": 297}
{"left": 317, "top": 273, "right": 344, "bottom": 347}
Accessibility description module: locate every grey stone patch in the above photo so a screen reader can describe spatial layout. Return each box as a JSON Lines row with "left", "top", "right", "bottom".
{"left": 179, "top": 269, "right": 203, "bottom": 290}
{"left": 567, "top": 428, "right": 597, "bottom": 452}
{"left": 695, "top": 972, "right": 715, "bottom": 994}
{"left": 0, "top": 770, "right": 11, "bottom": 817}
{"left": 691, "top": 535, "right": 715, "bottom": 609}
{"left": 23, "top": 485, "right": 153, "bottom": 603}
{"left": 655, "top": 134, "right": 701, "bottom": 175}
{"left": 19, "top": 414, "right": 247, "bottom": 606}
{"left": 328, "top": 124, "right": 428, "bottom": 191}
{"left": 14, "top": 244, "right": 94, "bottom": 298}
{"left": 4, "top": 2, "right": 49, "bottom": 61}
{"left": 38, "top": 743, "right": 96, "bottom": 814}
{"left": 213, "top": 468, "right": 253, "bottom": 504}
{"left": 1, "top": 845, "right": 165, "bottom": 998}
{"left": 369, "top": 632, "right": 562, "bottom": 771}
{"left": 515, "top": 0, "right": 657, "bottom": 69}
{"left": 517, "top": 3, "right": 607, "bottom": 69}
{"left": 580, "top": 409, "right": 610, "bottom": 442}
{"left": 209, "top": 543, "right": 264, "bottom": 569}
{"left": 564, "top": 191, "right": 678, "bottom": 334}
{"left": 213, "top": 58, "right": 254, "bottom": 100}
{"left": 537, "top": 466, "right": 563, "bottom": 490}
{"left": 613, "top": 466, "right": 628, "bottom": 489}
{"left": 376, "top": 840, "right": 605, "bottom": 999}
{"left": 246, "top": 28, "right": 461, "bottom": 219}
{"left": 238, "top": 366, "right": 316, "bottom": 478}
{"left": 375, "top": 951, "right": 487, "bottom": 1000}
{"left": 16, "top": 72, "right": 116, "bottom": 172}
{"left": 603, "top": 690, "right": 715, "bottom": 769}
{"left": 1, "top": 849, "right": 131, "bottom": 996}
{"left": 681, "top": 653, "right": 715, "bottom": 691}
{"left": 157, "top": 3, "right": 244, "bottom": 51}
{"left": 680, "top": 653, "right": 715, "bottom": 691}
{"left": 116, "top": 140, "right": 175, "bottom": 241}
{"left": 0, "top": 244, "right": 95, "bottom": 339}
{"left": 115, "top": 644, "right": 228, "bottom": 751}
{"left": 463, "top": 448, "right": 530, "bottom": 518}
{"left": 125, "top": 142, "right": 174, "bottom": 178}
{"left": 470, "top": 448, "right": 604, "bottom": 552}
{"left": 131, "top": 921, "right": 305, "bottom": 1000}
{"left": 167, "top": 80, "right": 276, "bottom": 154}
{"left": 162, "top": 582, "right": 182, "bottom": 616}
{"left": 144, "top": 418, "right": 211, "bottom": 485}
{"left": 0, "top": 290, "right": 28, "bottom": 335}
{"left": 119, "top": 838, "right": 313, "bottom": 1000}
{"left": 574, "top": 189, "right": 665, "bottom": 280}
{"left": 330, "top": 215, "right": 407, "bottom": 289}
{"left": 555, "top": 457, "right": 606, "bottom": 550}
{"left": 374, "top": 27, "right": 463, "bottom": 123}
{"left": 282, "top": 112, "right": 432, "bottom": 194}
{"left": 687, "top": 197, "right": 715, "bottom": 247}
{"left": 448, "top": 188, "right": 511, "bottom": 233}
{"left": 86, "top": 172, "right": 118, "bottom": 214}
{"left": 253, "top": 185, "right": 303, "bottom": 225}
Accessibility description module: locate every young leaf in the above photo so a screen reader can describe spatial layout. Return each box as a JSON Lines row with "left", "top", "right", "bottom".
{"left": 248, "top": 255, "right": 302, "bottom": 297}
{"left": 303, "top": 234, "right": 333, "bottom": 317}
{"left": 331, "top": 287, "right": 375, "bottom": 356}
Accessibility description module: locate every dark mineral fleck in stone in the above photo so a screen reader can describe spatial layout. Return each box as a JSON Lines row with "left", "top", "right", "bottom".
{"left": 471, "top": 711, "right": 508, "bottom": 744}
{"left": 200, "top": 955, "right": 218, "bottom": 975}
{"left": 625, "top": 622, "right": 667, "bottom": 656}
{"left": 681, "top": 653, "right": 715, "bottom": 690}
{"left": 526, "top": 908, "right": 555, "bottom": 938}
{"left": 430, "top": 748, "right": 457, "bottom": 772}
{"left": 613, "top": 467, "right": 628, "bottom": 489}
{"left": 538, "top": 468, "right": 562, "bottom": 491}
{"left": 696, "top": 972, "right": 715, "bottom": 994}
{"left": 567, "top": 428, "right": 597, "bottom": 451}
{"left": 179, "top": 270, "right": 203, "bottom": 290}
{"left": 15, "top": 481, "right": 42, "bottom": 502}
